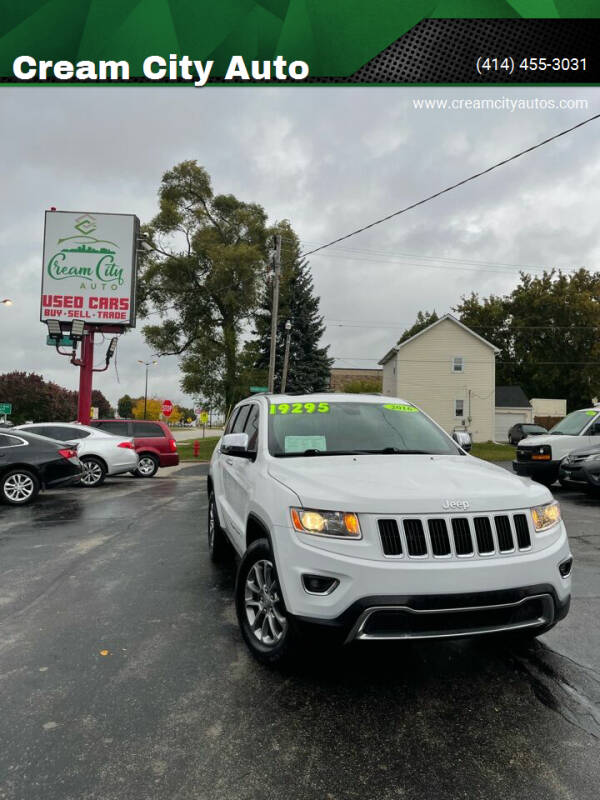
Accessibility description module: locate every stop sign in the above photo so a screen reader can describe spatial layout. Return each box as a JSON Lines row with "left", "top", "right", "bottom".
{"left": 161, "top": 400, "right": 173, "bottom": 417}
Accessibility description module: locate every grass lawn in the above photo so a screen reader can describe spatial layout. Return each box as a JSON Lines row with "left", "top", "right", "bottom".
{"left": 471, "top": 441, "right": 516, "bottom": 462}
{"left": 178, "top": 436, "right": 220, "bottom": 462}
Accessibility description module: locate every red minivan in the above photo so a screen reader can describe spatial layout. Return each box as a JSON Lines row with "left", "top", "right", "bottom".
{"left": 90, "top": 419, "right": 178, "bottom": 477}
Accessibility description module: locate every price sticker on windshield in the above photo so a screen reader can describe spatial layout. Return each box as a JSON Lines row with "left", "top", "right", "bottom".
{"left": 585, "top": 410, "right": 597, "bottom": 416}
{"left": 383, "top": 403, "right": 418, "bottom": 412}
{"left": 270, "top": 402, "right": 330, "bottom": 415}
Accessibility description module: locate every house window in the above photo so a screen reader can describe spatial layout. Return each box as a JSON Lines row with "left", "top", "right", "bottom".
{"left": 454, "top": 399, "right": 464, "bottom": 418}
{"left": 452, "top": 356, "right": 464, "bottom": 373}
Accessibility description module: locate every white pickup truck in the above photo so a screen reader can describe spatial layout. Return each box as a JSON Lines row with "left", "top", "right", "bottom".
{"left": 209, "top": 393, "right": 572, "bottom": 665}
{"left": 513, "top": 406, "right": 600, "bottom": 487}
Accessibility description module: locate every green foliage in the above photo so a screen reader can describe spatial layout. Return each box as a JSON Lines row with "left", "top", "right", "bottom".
{"left": 454, "top": 270, "right": 600, "bottom": 411}
{"left": 398, "top": 310, "right": 439, "bottom": 344}
{"left": 342, "top": 378, "right": 382, "bottom": 393}
{"left": 471, "top": 442, "right": 516, "bottom": 462}
{"left": 117, "top": 394, "right": 135, "bottom": 418}
{"left": 0, "top": 372, "right": 113, "bottom": 423}
{"left": 245, "top": 220, "right": 332, "bottom": 394}
{"left": 138, "top": 161, "right": 269, "bottom": 411}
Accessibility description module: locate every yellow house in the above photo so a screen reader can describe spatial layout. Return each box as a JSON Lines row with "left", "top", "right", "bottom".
{"left": 379, "top": 314, "right": 500, "bottom": 443}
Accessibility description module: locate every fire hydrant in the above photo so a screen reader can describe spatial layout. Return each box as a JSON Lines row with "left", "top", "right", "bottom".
{"left": 193, "top": 440, "right": 199, "bottom": 458}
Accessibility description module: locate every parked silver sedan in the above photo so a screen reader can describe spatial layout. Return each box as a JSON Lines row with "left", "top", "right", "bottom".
{"left": 15, "top": 422, "right": 139, "bottom": 487}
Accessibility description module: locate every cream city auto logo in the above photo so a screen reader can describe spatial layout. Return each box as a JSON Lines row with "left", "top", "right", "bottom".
{"left": 46, "top": 214, "right": 125, "bottom": 289}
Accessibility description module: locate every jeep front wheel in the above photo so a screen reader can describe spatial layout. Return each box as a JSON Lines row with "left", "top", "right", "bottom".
{"left": 235, "top": 539, "right": 297, "bottom": 666}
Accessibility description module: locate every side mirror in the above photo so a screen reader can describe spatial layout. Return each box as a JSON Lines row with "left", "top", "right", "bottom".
{"left": 452, "top": 431, "right": 472, "bottom": 452}
{"left": 590, "top": 422, "right": 600, "bottom": 436}
{"left": 222, "top": 432, "right": 253, "bottom": 457}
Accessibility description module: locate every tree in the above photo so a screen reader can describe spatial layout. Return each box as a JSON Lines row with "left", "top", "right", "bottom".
{"left": 91, "top": 390, "right": 114, "bottom": 418}
{"left": 118, "top": 394, "right": 135, "bottom": 418}
{"left": 138, "top": 161, "right": 269, "bottom": 411}
{"left": 245, "top": 220, "right": 333, "bottom": 393}
{"left": 0, "top": 372, "right": 113, "bottom": 423}
{"left": 131, "top": 396, "right": 181, "bottom": 424}
{"left": 454, "top": 269, "right": 600, "bottom": 411}
{"left": 398, "top": 310, "right": 439, "bottom": 344}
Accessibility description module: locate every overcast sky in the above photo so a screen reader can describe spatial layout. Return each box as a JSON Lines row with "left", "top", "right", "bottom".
{"left": 1, "top": 86, "right": 599, "bottom": 409}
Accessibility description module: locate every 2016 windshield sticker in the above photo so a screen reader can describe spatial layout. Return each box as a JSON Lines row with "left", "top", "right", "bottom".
{"left": 270, "top": 402, "right": 329, "bottom": 415}
{"left": 586, "top": 410, "right": 597, "bottom": 416}
{"left": 383, "top": 404, "right": 418, "bottom": 412}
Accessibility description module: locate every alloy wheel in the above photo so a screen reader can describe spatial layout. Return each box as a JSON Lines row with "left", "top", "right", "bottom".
{"left": 244, "top": 559, "right": 288, "bottom": 646}
{"left": 138, "top": 457, "right": 156, "bottom": 476}
{"left": 81, "top": 460, "right": 103, "bottom": 486}
{"left": 4, "top": 473, "right": 35, "bottom": 503}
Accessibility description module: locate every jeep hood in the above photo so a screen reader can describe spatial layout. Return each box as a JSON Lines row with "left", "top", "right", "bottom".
{"left": 268, "top": 454, "right": 551, "bottom": 515}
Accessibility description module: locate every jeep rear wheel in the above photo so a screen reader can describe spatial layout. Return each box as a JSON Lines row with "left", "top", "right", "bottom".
{"left": 235, "top": 539, "right": 298, "bottom": 666}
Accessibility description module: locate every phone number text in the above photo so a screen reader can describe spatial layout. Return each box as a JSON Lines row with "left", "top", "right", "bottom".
{"left": 476, "top": 57, "right": 587, "bottom": 76}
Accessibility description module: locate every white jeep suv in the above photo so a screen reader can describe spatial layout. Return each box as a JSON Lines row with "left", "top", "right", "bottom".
{"left": 208, "top": 394, "right": 572, "bottom": 665}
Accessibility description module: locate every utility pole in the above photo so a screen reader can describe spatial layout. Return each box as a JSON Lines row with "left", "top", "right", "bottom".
{"left": 267, "top": 234, "right": 282, "bottom": 393}
{"left": 77, "top": 331, "right": 94, "bottom": 424}
{"left": 281, "top": 320, "right": 292, "bottom": 393}
{"left": 138, "top": 359, "right": 157, "bottom": 419}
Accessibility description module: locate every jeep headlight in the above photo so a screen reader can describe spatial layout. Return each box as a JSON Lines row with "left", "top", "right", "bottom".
{"left": 291, "top": 508, "right": 361, "bottom": 538}
{"left": 531, "top": 501, "right": 561, "bottom": 532}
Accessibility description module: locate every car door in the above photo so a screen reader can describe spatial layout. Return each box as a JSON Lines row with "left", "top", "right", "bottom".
{"left": 220, "top": 404, "right": 260, "bottom": 543}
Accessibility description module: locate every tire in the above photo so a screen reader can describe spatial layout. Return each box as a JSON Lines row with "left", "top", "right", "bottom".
{"left": 80, "top": 456, "right": 107, "bottom": 487}
{"left": 207, "top": 492, "right": 232, "bottom": 563}
{"left": 235, "top": 539, "right": 299, "bottom": 666}
{"left": 135, "top": 454, "right": 159, "bottom": 478}
{"left": 1, "top": 468, "right": 40, "bottom": 506}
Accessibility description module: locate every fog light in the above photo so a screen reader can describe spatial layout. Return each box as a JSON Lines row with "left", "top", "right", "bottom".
{"left": 558, "top": 557, "right": 573, "bottom": 578}
{"left": 302, "top": 574, "right": 339, "bottom": 595}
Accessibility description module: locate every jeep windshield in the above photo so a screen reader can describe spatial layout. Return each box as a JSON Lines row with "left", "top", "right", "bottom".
{"left": 267, "top": 401, "right": 461, "bottom": 458}
{"left": 549, "top": 409, "right": 598, "bottom": 436}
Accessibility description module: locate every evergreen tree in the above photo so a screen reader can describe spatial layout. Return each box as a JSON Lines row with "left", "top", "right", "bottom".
{"left": 245, "top": 221, "right": 332, "bottom": 393}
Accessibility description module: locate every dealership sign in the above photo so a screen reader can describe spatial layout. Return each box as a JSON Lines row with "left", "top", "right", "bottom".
{"left": 41, "top": 210, "right": 139, "bottom": 327}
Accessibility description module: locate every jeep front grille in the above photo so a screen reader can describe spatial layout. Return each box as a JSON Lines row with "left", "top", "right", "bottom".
{"left": 378, "top": 511, "right": 534, "bottom": 559}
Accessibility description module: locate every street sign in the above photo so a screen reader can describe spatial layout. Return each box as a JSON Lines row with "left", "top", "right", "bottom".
{"left": 90, "top": 406, "right": 99, "bottom": 420}
{"left": 250, "top": 386, "right": 268, "bottom": 393}
{"left": 46, "top": 335, "right": 74, "bottom": 347}
{"left": 0, "top": 403, "right": 12, "bottom": 414}
{"left": 162, "top": 399, "right": 173, "bottom": 417}
{"left": 200, "top": 411, "right": 209, "bottom": 424}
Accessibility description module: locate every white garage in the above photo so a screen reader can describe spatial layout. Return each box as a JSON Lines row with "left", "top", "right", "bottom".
{"left": 494, "top": 410, "right": 530, "bottom": 442}
{"left": 494, "top": 386, "right": 533, "bottom": 442}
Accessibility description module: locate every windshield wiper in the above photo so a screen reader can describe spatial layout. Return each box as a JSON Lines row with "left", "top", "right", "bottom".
{"left": 353, "top": 448, "right": 432, "bottom": 455}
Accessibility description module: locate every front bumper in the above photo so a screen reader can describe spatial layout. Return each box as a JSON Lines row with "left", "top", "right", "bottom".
{"left": 513, "top": 459, "right": 560, "bottom": 482}
{"left": 272, "top": 521, "right": 571, "bottom": 639}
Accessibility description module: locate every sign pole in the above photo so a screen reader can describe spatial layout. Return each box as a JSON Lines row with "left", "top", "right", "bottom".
{"left": 77, "top": 331, "right": 94, "bottom": 424}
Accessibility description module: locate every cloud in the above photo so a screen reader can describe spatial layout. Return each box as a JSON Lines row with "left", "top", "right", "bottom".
{"left": 1, "top": 86, "right": 599, "bottom": 404}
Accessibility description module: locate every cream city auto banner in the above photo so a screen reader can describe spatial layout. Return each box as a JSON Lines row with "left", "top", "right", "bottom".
{"left": 41, "top": 210, "right": 138, "bottom": 326}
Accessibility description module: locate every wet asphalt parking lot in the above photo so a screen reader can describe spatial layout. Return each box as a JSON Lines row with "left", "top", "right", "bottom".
{"left": 0, "top": 463, "right": 599, "bottom": 800}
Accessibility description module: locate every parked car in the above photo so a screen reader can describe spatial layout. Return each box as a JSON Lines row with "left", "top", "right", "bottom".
{"left": 508, "top": 422, "right": 547, "bottom": 445}
{"left": 208, "top": 393, "right": 572, "bottom": 665}
{"left": 15, "top": 422, "right": 138, "bottom": 487}
{"left": 0, "top": 429, "right": 82, "bottom": 505}
{"left": 89, "top": 419, "right": 178, "bottom": 477}
{"left": 513, "top": 406, "right": 600, "bottom": 487}
{"left": 559, "top": 444, "right": 600, "bottom": 493}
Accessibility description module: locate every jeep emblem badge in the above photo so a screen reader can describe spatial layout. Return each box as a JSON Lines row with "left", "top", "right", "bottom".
{"left": 442, "top": 499, "right": 470, "bottom": 511}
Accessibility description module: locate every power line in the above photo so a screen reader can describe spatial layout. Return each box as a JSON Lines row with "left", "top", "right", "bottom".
{"left": 301, "top": 111, "right": 600, "bottom": 258}
{"left": 326, "top": 320, "right": 600, "bottom": 331}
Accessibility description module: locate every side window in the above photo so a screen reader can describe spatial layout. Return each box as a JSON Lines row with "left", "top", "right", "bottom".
{"left": 133, "top": 422, "right": 165, "bottom": 437}
{"left": 244, "top": 405, "right": 259, "bottom": 452}
{"left": 0, "top": 434, "right": 24, "bottom": 447}
{"left": 454, "top": 399, "right": 464, "bottom": 418}
{"left": 232, "top": 406, "right": 251, "bottom": 434}
{"left": 95, "top": 421, "right": 129, "bottom": 435}
{"left": 49, "top": 426, "right": 83, "bottom": 441}
{"left": 26, "top": 425, "right": 53, "bottom": 438}
{"left": 224, "top": 408, "right": 241, "bottom": 435}
{"left": 452, "top": 356, "right": 464, "bottom": 373}
{"left": 63, "top": 428, "right": 91, "bottom": 440}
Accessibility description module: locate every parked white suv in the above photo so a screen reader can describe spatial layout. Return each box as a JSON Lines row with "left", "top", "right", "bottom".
{"left": 208, "top": 394, "right": 572, "bottom": 665}
{"left": 513, "top": 406, "right": 600, "bottom": 487}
